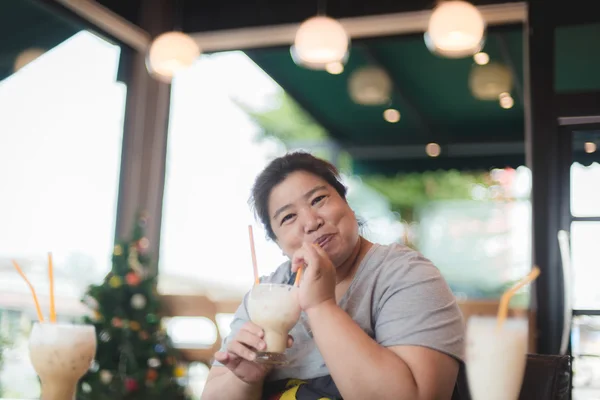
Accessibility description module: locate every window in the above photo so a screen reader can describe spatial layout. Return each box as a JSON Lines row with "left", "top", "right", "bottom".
{"left": 159, "top": 51, "right": 403, "bottom": 300}
{"left": 0, "top": 23, "right": 125, "bottom": 399}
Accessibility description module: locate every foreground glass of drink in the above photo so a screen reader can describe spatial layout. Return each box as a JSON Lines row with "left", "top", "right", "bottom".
{"left": 247, "top": 283, "right": 301, "bottom": 365}
{"left": 465, "top": 316, "right": 528, "bottom": 400}
{"left": 29, "top": 322, "right": 97, "bottom": 400}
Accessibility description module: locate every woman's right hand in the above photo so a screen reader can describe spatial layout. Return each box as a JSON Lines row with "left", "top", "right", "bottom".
{"left": 213, "top": 322, "right": 293, "bottom": 384}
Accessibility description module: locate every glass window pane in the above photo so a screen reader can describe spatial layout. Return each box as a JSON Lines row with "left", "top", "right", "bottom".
{"left": 571, "top": 222, "right": 600, "bottom": 310}
{"left": 159, "top": 52, "right": 289, "bottom": 299}
{"left": 0, "top": 28, "right": 125, "bottom": 399}
{"left": 571, "top": 162, "right": 600, "bottom": 217}
{"left": 159, "top": 51, "right": 404, "bottom": 299}
{"left": 571, "top": 315, "right": 600, "bottom": 399}
{"left": 161, "top": 48, "right": 408, "bottom": 400}
{"left": 571, "top": 129, "right": 600, "bottom": 218}
{"left": 165, "top": 317, "right": 218, "bottom": 348}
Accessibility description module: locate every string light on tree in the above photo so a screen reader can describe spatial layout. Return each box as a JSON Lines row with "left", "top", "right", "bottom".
{"left": 99, "top": 370, "right": 112, "bottom": 384}
{"left": 78, "top": 214, "right": 188, "bottom": 399}
{"left": 131, "top": 293, "right": 147, "bottom": 309}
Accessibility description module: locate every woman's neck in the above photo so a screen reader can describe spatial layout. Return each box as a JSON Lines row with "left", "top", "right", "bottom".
{"left": 335, "top": 236, "right": 372, "bottom": 285}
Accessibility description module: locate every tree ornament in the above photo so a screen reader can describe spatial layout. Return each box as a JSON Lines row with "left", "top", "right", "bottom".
{"left": 174, "top": 366, "right": 186, "bottom": 378}
{"left": 109, "top": 276, "right": 122, "bottom": 288}
{"left": 130, "top": 293, "right": 146, "bottom": 309}
{"left": 81, "top": 382, "right": 92, "bottom": 393}
{"left": 82, "top": 294, "right": 99, "bottom": 310}
{"left": 128, "top": 246, "right": 144, "bottom": 275}
{"left": 99, "top": 370, "right": 113, "bottom": 384}
{"left": 99, "top": 330, "right": 111, "bottom": 342}
{"left": 125, "top": 377, "right": 139, "bottom": 392}
{"left": 146, "top": 368, "right": 159, "bottom": 382}
{"left": 93, "top": 310, "right": 103, "bottom": 322}
{"left": 146, "top": 313, "right": 159, "bottom": 324}
{"left": 138, "top": 237, "right": 150, "bottom": 252}
{"left": 147, "top": 357, "right": 161, "bottom": 368}
{"left": 89, "top": 360, "right": 99, "bottom": 373}
{"left": 126, "top": 272, "right": 141, "bottom": 286}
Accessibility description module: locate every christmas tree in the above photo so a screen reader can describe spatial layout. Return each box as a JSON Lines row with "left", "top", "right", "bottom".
{"left": 77, "top": 214, "right": 189, "bottom": 400}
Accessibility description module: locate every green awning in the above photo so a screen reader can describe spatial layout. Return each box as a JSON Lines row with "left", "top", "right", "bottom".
{"left": 0, "top": 0, "right": 82, "bottom": 83}
{"left": 246, "top": 23, "right": 600, "bottom": 174}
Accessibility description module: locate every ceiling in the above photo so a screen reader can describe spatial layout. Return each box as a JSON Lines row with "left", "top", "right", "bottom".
{"left": 247, "top": 26, "right": 526, "bottom": 173}
{"left": 3, "top": 0, "right": 600, "bottom": 174}
{"left": 246, "top": 21, "right": 600, "bottom": 173}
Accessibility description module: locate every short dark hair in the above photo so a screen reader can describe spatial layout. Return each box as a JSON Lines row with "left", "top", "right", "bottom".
{"left": 249, "top": 152, "right": 347, "bottom": 241}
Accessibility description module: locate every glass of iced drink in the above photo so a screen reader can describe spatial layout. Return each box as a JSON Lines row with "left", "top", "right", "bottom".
{"left": 247, "top": 283, "right": 301, "bottom": 365}
{"left": 29, "top": 322, "right": 97, "bottom": 400}
{"left": 465, "top": 316, "right": 528, "bottom": 400}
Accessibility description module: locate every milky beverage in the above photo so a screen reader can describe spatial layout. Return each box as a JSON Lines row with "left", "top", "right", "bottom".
{"left": 466, "top": 316, "right": 528, "bottom": 400}
{"left": 248, "top": 283, "right": 301, "bottom": 364}
{"left": 29, "top": 323, "right": 97, "bottom": 400}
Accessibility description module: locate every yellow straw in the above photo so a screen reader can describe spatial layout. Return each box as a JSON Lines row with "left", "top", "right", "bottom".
{"left": 294, "top": 267, "right": 303, "bottom": 287}
{"left": 248, "top": 225, "right": 260, "bottom": 285}
{"left": 12, "top": 260, "right": 45, "bottom": 322}
{"left": 497, "top": 266, "right": 541, "bottom": 330}
{"left": 48, "top": 253, "right": 56, "bottom": 323}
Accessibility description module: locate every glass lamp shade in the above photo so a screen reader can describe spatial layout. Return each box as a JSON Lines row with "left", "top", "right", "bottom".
{"left": 291, "top": 16, "right": 350, "bottom": 70}
{"left": 348, "top": 66, "right": 393, "bottom": 105}
{"left": 146, "top": 31, "right": 201, "bottom": 83}
{"left": 469, "top": 62, "right": 513, "bottom": 100}
{"left": 425, "top": 1, "right": 486, "bottom": 58}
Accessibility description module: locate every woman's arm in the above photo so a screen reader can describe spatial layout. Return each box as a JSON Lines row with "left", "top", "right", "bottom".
{"left": 201, "top": 366, "right": 264, "bottom": 400}
{"left": 291, "top": 242, "right": 462, "bottom": 400}
{"left": 307, "top": 300, "right": 458, "bottom": 400}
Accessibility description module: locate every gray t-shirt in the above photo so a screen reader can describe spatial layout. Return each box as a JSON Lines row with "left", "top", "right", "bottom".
{"left": 213, "top": 243, "right": 465, "bottom": 382}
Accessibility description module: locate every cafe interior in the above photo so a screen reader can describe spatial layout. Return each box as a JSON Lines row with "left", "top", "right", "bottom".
{"left": 1, "top": 0, "right": 600, "bottom": 399}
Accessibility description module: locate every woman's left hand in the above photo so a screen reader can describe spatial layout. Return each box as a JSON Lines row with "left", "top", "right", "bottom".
{"left": 291, "top": 242, "right": 336, "bottom": 311}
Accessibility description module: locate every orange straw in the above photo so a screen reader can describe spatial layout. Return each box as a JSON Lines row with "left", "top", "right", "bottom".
{"left": 248, "top": 225, "right": 260, "bottom": 285}
{"left": 496, "top": 266, "right": 541, "bottom": 330}
{"left": 12, "top": 260, "right": 45, "bottom": 322}
{"left": 48, "top": 253, "right": 56, "bottom": 323}
{"left": 294, "top": 267, "right": 303, "bottom": 287}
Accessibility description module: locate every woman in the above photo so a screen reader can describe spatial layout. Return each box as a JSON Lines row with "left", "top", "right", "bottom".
{"left": 202, "top": 152, "right": 464, "bottom": 400}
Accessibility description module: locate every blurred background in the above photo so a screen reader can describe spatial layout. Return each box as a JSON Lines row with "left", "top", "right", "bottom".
{"left": 0, "top": 0, "right": 599, "bottom": 398}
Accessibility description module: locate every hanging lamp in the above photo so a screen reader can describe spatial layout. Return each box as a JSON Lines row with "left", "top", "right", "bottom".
{"left": 291, "top": 15, "right": 350, "bottom": 70}
{"left": 424, "top": 1, "right": 486, "bottom": 58}
{"left": 146, "top": 0, "right": 201, "bottom": 83}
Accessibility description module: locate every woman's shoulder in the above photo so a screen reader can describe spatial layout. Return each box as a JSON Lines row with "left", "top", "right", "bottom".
{"left": 361, "top": 242, "right": 443, "bottom": 286}
{"left": 258, "top": 259, "right": 293, "bottom": 284}
{"left": 365, "top": 242, "right": 438, "bottom": 271}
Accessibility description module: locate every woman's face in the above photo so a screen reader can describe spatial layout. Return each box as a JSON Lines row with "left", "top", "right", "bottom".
{"left": 268, "top": 171, "right": 359, "bottom": 267}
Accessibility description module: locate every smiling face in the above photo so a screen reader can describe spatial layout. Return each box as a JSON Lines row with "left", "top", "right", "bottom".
{"left": 268, "top": 171, "right": 359, "bottom": 267}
